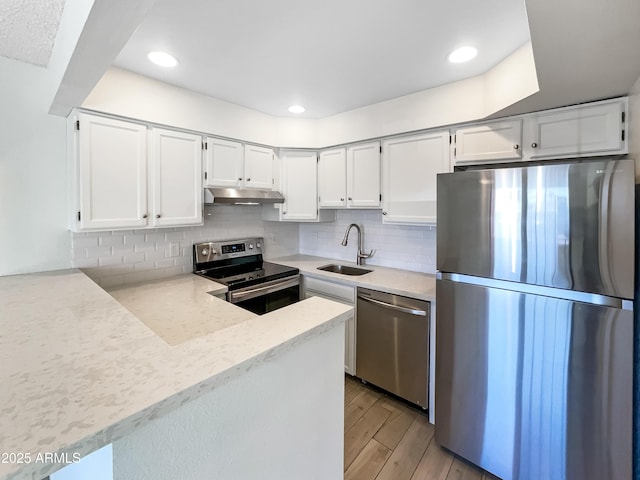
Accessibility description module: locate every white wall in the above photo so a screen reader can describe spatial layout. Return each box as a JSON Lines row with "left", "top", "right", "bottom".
{"left": 0, "top": 57, "right": 71, "bottom": 275}
{"left": 0, "top": 0, "right": 99, "bottom": 276}
{"left": 83, "top": 44, "right": 538, "bottom": 150}
{"left": 299, "top": 210, "right": 437, "bottom": 274}
{"left": 82, "top": 68, "right": 319, "bottom": 148}
{"left": 73, "top": 206, "right": 299, "bottom": 288}
{"left": 113, "top": 321, "right": 344, "bottom": 480}
{"left": 484, "top": 42, "right": 539, "bottom": 116}
{"left": 629, "top": 75, "right": 640, "bottom": 182}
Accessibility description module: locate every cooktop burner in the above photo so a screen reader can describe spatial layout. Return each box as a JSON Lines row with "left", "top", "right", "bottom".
{"left": 197, "top": 261, "right": 298, "bottom": 290}
{"left": 193, "top": 238, "right": 299, "bottom": 291}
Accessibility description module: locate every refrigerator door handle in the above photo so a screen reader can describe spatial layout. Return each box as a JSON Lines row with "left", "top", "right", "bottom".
{"left": 357, "top": 295, "right": 428, "bottom": 316}
{"left": 438, "top": 272, "right": 632, "bottom": 310}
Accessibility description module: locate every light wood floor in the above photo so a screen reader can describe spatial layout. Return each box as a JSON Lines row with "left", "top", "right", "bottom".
{"left": 344, "top": 375, "right": 499, "bottom": 480}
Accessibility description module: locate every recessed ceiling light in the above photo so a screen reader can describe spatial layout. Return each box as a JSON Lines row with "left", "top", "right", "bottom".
{"left": 448, "top": 46, "right": 477, "bottom": 64}
{"left": 148, "top": 51, "right": 178, "bottom": 68}
{"left": 288, "top": 105, "right": 305, "bottom": 114}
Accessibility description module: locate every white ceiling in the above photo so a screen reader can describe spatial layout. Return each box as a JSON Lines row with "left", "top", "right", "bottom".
{"left": 113, "top": 0, "right": 531, "bottom": 118}
{"left": 0, "top": 0, "right": 65, "bottom": 67}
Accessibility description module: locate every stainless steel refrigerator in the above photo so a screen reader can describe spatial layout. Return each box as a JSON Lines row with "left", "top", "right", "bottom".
{"left": 435, "top": 159, "right": 634, "bottom": 480}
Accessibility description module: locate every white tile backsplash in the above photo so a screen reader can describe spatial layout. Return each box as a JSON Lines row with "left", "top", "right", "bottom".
{"left": 71, "top": 206, "right": 435, "bottom": 287}
{"left": 298, "top": 210, "right": 437, "bottom": 274}
{"left": 71, "top": 205, "right": 299, "bottom": 288}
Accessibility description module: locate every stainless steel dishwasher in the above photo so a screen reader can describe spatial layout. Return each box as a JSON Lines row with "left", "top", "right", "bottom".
{"left": 356, "top": 287, "right": 430, "bottom": 408}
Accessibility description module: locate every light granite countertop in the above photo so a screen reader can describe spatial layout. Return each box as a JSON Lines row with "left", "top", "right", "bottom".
{"left": 108, "top": 274, "right": 253, "bottom": 346}
{"left": 271, "top": 255, "right": 436, "bottom": 301}
{"left": 0, "top": 270, "right": 351, "bottom": 480}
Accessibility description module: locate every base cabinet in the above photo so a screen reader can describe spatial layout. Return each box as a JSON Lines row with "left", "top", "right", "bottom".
{"left": 303, "top": 276, "right": 356, "bottom": 375}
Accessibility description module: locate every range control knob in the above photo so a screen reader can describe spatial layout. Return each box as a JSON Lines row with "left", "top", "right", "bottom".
{"left": 248, "top": 243, "right": 254, "bottom": 249}
{"left": 201, "top": 248, "right": 209, "bottom": 256}
{"left": 256, "top": 242, "right": 261, "bottom": 249}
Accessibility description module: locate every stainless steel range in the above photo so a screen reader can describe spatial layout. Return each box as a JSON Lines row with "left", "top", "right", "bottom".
{"left": 193, "top": 238, "right": 300, "bottom": 315}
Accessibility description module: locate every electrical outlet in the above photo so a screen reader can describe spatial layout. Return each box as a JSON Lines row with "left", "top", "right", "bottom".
{"left": 169, "top": 242, "right": 179, "bottom": 258}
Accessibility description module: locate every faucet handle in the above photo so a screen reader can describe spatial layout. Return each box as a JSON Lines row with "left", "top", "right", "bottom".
{"left": 359, "top": 249, "right": 375, "bottom": 259}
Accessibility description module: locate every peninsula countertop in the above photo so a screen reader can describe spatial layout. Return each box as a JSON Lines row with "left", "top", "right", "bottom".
{"left": 270, "top": 255, "right": 436, "bottom": 301}
{"left": 0, "top": 270, "right": 351, "bottom": 480}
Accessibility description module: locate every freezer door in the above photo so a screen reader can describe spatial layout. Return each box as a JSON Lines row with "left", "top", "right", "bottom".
{"left": 436, "top": 159, "right": 634, "bottom": 299}
{"left": 435, "top": 278, "right": 633, "bottom": 480}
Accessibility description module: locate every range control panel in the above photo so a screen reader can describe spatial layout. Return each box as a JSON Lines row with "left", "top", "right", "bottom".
{"left": 193, "top": 238, "right": 263, "bottom": 264}
{"left": 221, "top": 243, "right": 246, "bottom": 255}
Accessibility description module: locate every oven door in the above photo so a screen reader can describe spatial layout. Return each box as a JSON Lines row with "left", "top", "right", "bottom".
{"left": 227, "top": 275, "right": 300, "bottom": 315}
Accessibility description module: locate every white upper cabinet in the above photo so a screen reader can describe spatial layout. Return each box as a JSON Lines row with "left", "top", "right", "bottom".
{"left": 318, "top": 142, "right": 381, "bottom": 209}
{"left": 523, "top": 98, "right": 627, "bottom": 160}
{"left": 347, "top": 141, "right": 381, "bottom": 208}
{"left": 453, "top": 120, "right": 522, "bottom": 165}
{"left": 280, "top": 150, "right": 319, "bottom": 220}
{"left": 204, "top": 138, "right": 243, "bottom": 188}
{"left": 204, "top": 140, "right": 273, "bottom": 190}
{"left": 243, "top": 144, "right": 274, "bottom": 190}
{"left": 151, "top": 128, "right": 203, "bottom": 227}
{"left": 262, "top": 150, "right": 335, "bottom": 223}
{"left": 382, "top": 131, "right": 450, "bottom": 225}
{"left": 74, "top": 113, "right": 148, "bottom": 230}
{"left": 318, "top": 148, "right": 347, "bottom": 207}
{"left": 70, "top": 112, "right": 203, "bottom": 232}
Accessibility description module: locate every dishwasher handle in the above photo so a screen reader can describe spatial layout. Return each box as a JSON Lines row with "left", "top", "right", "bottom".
{"left": 358, "top": 295, "right": 427, "bottom": 316}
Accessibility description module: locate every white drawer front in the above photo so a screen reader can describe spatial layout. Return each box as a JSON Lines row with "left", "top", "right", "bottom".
{"left": 304, "top": 276, "right": 355, "bottom": 304}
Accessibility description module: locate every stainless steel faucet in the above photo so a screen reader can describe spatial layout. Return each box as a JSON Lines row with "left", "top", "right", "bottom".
{"left": 341, "top": 223, "right": 375, "bottom": 265}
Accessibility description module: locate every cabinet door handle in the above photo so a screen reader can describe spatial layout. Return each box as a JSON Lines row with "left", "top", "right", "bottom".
{"left": 382, "top": 211, "right": 387, "bottom": 215}
{"left": 238, "top": 177, "right": 242, "bottom": 181}
{"left": 142, "top": 214, "right": 148, "bottom": 219}
{"left": 247, "top": 178, "right": 251, "bottom": 181}
{"left": 531, "top": 142, "right": 538, "bottom": 148}
{"left": 340, "top": 198, "right": 345, "bottom": 201}
{"left": 513, "top": 144, "right": 520, "bottom": 150}
{"left": 348, "top": 197, "right": 352, "bottom": 201}
{"left": 156, "top": 214, "right": 161, "bottom": 219}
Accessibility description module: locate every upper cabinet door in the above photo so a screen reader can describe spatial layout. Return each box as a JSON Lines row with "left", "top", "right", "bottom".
{"left": 243, "top": 145, "right": 274, "bottom": 190}
{"left": 77, "top": 113, "right": 148, "bottom": 230}
{"left": 382, "top": 131, "right": 450, "bottom": 225}
{"left": 151, "top": 128, "right": 203, "bottom": 227}
{"left": 523, "top": 99, "right": 627, "bottom": 160}
{"left": 347, "top": 141, "right": 381, "bottom": 208}
{"left": 318, "top": 148, "right": 347, "bottom": 207}
{"left": 204, "top": 137, "right": 243, "bottom": 188}
{"left": 453, "top": 120, "right": 522, "bottom": 164}
{"left": 281, "top": 150, "right": 318, "bottom": 220}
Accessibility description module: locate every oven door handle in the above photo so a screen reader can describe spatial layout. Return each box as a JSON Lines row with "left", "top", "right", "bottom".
{"left": 228, "top": 275, "right": 300, "bottom": 303}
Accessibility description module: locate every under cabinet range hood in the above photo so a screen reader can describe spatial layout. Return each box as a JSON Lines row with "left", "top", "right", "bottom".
{"left": 204, "top": 188, "right": 285, "bottom": 205}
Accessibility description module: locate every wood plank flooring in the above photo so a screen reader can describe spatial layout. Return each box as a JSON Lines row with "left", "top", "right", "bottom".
{"left": 344, "top": 375, "right": 499, "bottom": 480}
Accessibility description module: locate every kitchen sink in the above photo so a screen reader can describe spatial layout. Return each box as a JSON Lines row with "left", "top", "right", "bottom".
{"left": 317, "top": 264, "right": 372, "bottom": 276}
